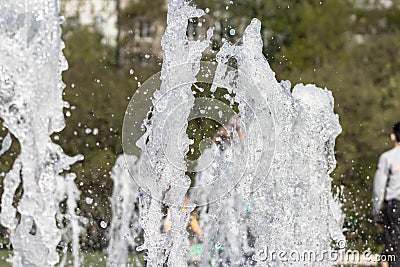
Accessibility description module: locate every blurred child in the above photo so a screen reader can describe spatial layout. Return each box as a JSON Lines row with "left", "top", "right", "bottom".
{"left": 373, "top": 121, "right": 400, "bottom": 267}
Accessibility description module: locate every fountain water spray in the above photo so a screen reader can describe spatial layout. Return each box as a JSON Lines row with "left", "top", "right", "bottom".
{"left": 0, "top": 1, "right": 82, "bottom": 266}
{"left": 128, "top": 0, "right": 213, "bottom": 266}
{"left": 122, "top": 0, "right": 345, "bottom": 266}
{"left": 196, "top": 19, "right": 345, "bottom": 266}
{"left": 107, "top": 154, "right": 141, "bottom": 266}
{"left": 57, "top": 174, "right": 85, "bottom": 267}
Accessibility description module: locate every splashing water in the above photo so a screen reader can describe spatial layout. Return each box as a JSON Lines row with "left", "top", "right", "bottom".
{"left": 130, "top": 0, "right": 344, "bottom": 266}
{"left": 0, "top": 0, "right": 82, "bottom": 266}
{"left": 135, "top": 0, "right": 212, "bottom": 266}
{"left": 107, "top": 154, "right": 141, "bottom": 266}
{"left": 0, "top": 0, "right": 344, "bottom": 265}
{"left": 196, "top": 19, "right": 345, "bottom": 266}
{"left": 57, "top": 174, "right": 86, "bottom": 267}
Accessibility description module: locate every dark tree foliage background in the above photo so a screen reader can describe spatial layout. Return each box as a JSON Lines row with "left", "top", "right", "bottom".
{"left": 0, "top": 0, "right": 400, "bottom": 253}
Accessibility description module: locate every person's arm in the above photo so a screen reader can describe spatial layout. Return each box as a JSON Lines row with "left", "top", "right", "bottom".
{"left": 372, "top": 154, "right": 389, "bottom": 221}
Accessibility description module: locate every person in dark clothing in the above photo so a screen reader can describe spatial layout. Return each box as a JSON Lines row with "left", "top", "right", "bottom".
{"left": 373, "top": 121, "right": 400, "bottom": 267}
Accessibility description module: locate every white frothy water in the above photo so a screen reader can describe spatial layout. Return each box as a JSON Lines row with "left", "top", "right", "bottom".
{"left": 195, "top": 19, "right": 345, "bottom": 266}
{"left": 133, "top": 1, "right": 344, "bottom": 266}
{"left": 135, "top": 0, "right": 212, "bottom": 266}
{"left": 107, "top": 154, "right": 141, "bottom": 266}
{"left": 0, "top": 0, "right": 344, "bottom": 265}
{"left": 0, "top": 1, "right": 82, "bottom": 265}
{"left": 57, "top": 174, "right": 85, "bottom": 267}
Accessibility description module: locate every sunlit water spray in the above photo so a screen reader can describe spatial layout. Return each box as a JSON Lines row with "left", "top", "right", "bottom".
{"left": 107, "top": 154, "right": 141, "bottom": 266}
{"left": 194, "top": 19, "right": 345, "bottom": 266}
{"left": 0, "top": 0, "right": 344, "bottom": 266}
{"left": 0, "top": 1, "right": 82, "bottom": 266}
{"left": 121, "top": 0, "right": 345, "bottom": 266}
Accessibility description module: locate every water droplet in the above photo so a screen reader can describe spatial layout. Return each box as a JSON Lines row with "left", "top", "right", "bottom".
{"left": 100, "top": 221, "right": 107, "bottom": 228}
{"left": 85, "top": 197, "right": 93, "bottom": 205}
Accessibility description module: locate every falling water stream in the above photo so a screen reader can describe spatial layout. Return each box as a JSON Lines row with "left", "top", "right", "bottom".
{"left": 107, "top": 154, "right": 141, "bottom": 266}
{"left": 124, "top": 0, "right": 345, "bottom": 266}
{"left": 0, "top": 1, "right": 82, "bottom": 266}
{"left": 0, "top": 0, "right": 344, "bottom": 266}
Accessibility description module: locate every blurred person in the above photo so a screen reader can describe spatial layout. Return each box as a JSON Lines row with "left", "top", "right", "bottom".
{"left": 373, "top": 121, "right": 400, "bottom": 267}
{"left": 163, "top": 196, "right": 202, "bottom": 237}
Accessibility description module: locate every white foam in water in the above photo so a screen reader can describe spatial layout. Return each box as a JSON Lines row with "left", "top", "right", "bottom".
{"left": 134, "top": 1, "right": 344, "bottom": 266}
{"left": 107, "top": 154, "right": 141, "bottom": 266}
{"left": 0, "top": 0, "right": 82, "bottom": 266}
{"left": 0, "top": 0, "right": 344, "bottom": 265}
{"left": 57, "top": 174, "right": 85, "bottom": 267}
{"left": 195, "top": 19, "right": 345, "bottom": 266}
{"left": 135, "top": 0, "right": 212, "bottom": 266}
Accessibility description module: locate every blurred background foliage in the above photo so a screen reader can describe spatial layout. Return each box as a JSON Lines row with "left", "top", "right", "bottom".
{"left": 0, "top": 0, "right": 399, "bottom": 253}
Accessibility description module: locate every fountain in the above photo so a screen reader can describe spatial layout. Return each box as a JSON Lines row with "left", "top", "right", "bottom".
{"left": 125, "top": 1, "right": 214, "bottom": 266}
{"left": 0, "top": 0, "right": 82, "bottom": 266}
{"left": 122, "top": 0, "right": 345, "bottom": 266}
{"left": 197, "top": 19, "right": 345, "bottom": 266}
{"left": 0, "top": 0, "right": 345, "bottom": 266}
{"left": 107, "top": 154, "right": 141, "bottom": 266}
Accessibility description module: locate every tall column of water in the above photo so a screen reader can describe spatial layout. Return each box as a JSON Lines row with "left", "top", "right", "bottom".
{"left": 107, "top": 154, "right": 141, "bottom": 266}
{"left": 198, "top": 19, "right": 345, "bottom": 266}
{"left": 122, "top": 0, "right": 344, "bottom": 265}
{"left": 136, "top": 0, "right": 212, "bottom": 265}
{"left": 0, "top": 1, "right": 82, "bottom": 266}
{"left": 57, "top": 174, "right": 85, "bottom": 267}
